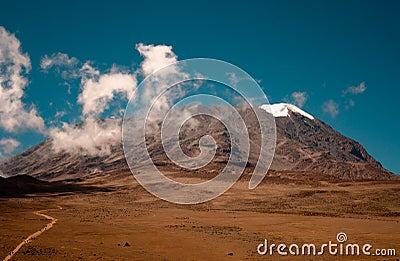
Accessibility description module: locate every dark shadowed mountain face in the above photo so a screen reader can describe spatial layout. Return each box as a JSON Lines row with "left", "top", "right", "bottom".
{"left": 0, "top": 175, "right": 111, "bottom": 197}
{"left": 0, "top": 104, "right": 397, "bottom": 182}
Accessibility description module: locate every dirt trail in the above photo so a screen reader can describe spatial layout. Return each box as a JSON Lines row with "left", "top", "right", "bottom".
{"left": 2, "top": 206, "right": 62, "bottom": 261}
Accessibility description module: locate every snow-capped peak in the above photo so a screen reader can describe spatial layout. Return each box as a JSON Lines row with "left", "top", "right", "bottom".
{"left": 260, "top": 103, "right": 314, "bottom": 120}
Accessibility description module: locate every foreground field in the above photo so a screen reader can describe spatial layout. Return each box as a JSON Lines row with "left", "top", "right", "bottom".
{"left": 0, "top": 174, "right": 399, "bottom": 260}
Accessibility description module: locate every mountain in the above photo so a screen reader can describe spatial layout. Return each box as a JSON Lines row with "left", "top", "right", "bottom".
{"left": 0, "top": 103, "right": 397, "bottom": 183}
{"left": 262, "top": 103, "right": 395, "bottom": 180}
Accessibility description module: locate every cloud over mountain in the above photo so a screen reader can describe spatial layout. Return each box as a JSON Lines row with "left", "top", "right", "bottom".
{"left": 290, "top": 91, "right": 308, "bottom": 108}
{"left": 44, "top": 43, "right": 180, "bottom": 156}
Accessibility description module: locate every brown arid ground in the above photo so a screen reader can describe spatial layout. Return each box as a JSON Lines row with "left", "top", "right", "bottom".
{"left": 0, "top": 172, "right": 399, "bottom": 261}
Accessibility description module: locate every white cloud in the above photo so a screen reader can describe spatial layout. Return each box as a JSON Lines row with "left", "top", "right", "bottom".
{"left": 228, "top": 72, "right": 240, "bottom": 87}
{"left": 322, "top": 99, "right": 339, "bottom": 118}
{"left": 134, "top": 43, "right": 189, "bottom": 114}
{"left": 0, "top": 26, "right": 45, "bottom": 133}
{"left": 49, "top": 68, "right": 136, "bottom": 156}
{"left": 40, "top": 52, "right": 80, "bottom": 77}
{"left": 136, "top": 43, "right": 178, "bottom": 76}
{"left": 49, "top": 119, "right": 121, "bottom": 156}
{"left": 290, "top": 91, "right": 308, "bottom": 108}
{"left": 0, "top": 138, "right": 20, "bottom": 154}
{"left": 78, "top": 72, "right": 137, "bottom": 117}
{"left": 2, "top": 32, "right": 184, "bottom": 158}
{"left": 342, "top": 82, "right": 366, "bottom": 96}
{"left": 48, "top": 54, "right": 137, "bottom": 156}
{"left": 40, "top": 52, "right": 82, "bottom": 94}
{"left": 46, "top": 43, "right": 184, "bottom": 157}
{"left": 79, "top": 62, "right": 100, "bottom": 78}
{"left": 227, "top": 72, "right": 252, "bottom": 88}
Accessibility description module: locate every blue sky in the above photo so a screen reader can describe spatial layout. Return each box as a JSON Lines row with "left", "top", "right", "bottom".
{"left": 0, "top": 0, "right": 399, "bottom": 173}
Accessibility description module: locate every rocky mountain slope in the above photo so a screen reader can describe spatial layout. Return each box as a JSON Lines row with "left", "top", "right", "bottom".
{"left": 0, "top": 103, "right": 397, "bottom": 182}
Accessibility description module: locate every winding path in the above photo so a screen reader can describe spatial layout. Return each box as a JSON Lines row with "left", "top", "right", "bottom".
{"left": 3, "top": 206, "right": 62, "bottom": 261}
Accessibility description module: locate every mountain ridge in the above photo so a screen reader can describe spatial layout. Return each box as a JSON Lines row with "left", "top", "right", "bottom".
{"left": 0, "top": 103, "right": 397, "bottom": 183}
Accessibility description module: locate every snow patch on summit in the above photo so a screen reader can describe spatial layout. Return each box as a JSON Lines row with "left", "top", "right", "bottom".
{"left": 260, "top": 103, "right": 314, "bottom": 120}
